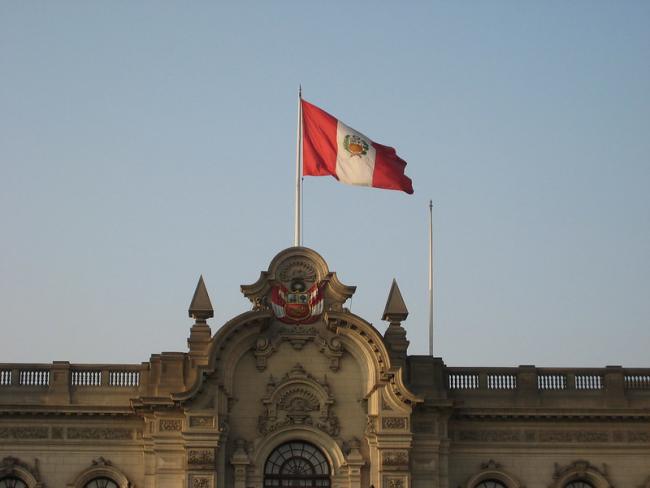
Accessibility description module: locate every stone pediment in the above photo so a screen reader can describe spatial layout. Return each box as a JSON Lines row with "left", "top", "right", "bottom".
{"left": 241, "top": 247, "right": 356, "bottom": 320}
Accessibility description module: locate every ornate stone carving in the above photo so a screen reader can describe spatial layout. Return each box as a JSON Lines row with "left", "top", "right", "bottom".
{"left": 189, "top": 475, "right": 211, "bottom": 488}
{"left": 365, "top": 415, "right": 378, "bottom": 435}
{"left": 382, "top": 450, "right": 409, "bottom": 468}
{"left": 253, "top": 323, "right": 344, "bottom": 371}
{"left": 188, "top": 449, "right": 215, "bottom": 466}
{"left": 159, "top": 419, "right": 182, "bottom": 431}
{"left": 51, "top": 427, "right": 64, "bottom": 439}
{"left": 258, "top": 363, "right": 340, "bottom": 437}
{"left": 387, "top": 478, "right": 405, "bottom": 488}
{"left": 382, "top": 416, "right": 408, "bottom": 430}
{"left": 189, "top": 416, "right": 215, "bottom": 428}
{"left": 67, "top": 427, "right": 133, "bottom": 440}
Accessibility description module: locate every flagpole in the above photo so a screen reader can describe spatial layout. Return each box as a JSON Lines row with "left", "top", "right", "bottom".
{"left": 428, "top": 199, "right": 434, "bottom": 356}
{"left": 294, "top": 86, "right": 303, "bottom": 246}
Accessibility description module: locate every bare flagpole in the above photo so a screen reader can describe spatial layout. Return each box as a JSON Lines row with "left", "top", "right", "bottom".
{"left": 428, "top": 200, "right": 434, "bottom": 356}
{"left": 294, "top": 86, "right": 303, "bottom": 246}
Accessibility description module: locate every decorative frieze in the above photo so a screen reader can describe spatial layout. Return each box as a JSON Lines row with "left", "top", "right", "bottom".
{"left": 539, "top": 431, "right": 608, "bottom": 443}
{"left": 51, "top": 427, "right": 64, "bottom": 439}
{"left": 67, "top": 427, "right": 133, "bottom": 440}
{"left": 189, "top": 416, "right": 215, "bottom": 428}
{"left": 159, "top": 419, "right": 182, "bottom": 432}
{"left": 382, "top": 417, "right": 408, "bottom": 430}
{"left": 0, "top": 427, "right": 48, "bottom": 439}
{"left": 455, "top": 429, "right": 650, "bottom": 443}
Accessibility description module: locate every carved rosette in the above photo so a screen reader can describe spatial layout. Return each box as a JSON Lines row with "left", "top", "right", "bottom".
{"left": 258, "top": 363, "right": 340, "bottom": 437}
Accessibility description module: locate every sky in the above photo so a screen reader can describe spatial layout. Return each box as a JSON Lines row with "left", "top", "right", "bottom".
{"left": 1, "top": 2, "right": 648, "bottom": 367}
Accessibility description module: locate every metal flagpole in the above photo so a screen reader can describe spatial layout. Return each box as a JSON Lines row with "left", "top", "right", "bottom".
{"left": 428, "top": 200, "right": 434, "bottom": 356}
{"left": 294, "top": 86, "right": 303, "bottom": 246}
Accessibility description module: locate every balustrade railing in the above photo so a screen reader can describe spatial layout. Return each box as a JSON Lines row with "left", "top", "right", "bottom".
{"left": 446, "top": 367, "right": 650, "bottom": 393}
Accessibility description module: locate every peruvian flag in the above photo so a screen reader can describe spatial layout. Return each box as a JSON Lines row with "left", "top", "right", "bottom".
{"left": 301, "top": 99, "right": 414, "bottom": 194}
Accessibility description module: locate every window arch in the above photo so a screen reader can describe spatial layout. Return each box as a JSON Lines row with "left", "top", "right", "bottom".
{"left": 66, "top": 458, "right": 131, "bottom": 488}
{"left": 475, "top": 481, "right": 508, "bottom": 488}
{"left": 83, "top": 478, "right": 119, "bottom": 488}
{"left": 565, "top": 482, "right": 595, "bottom": 488}
{"left": 264, "top": 441, "right": 331, "bottom": 487}
{"left": 464, "top": 460, "right": 523, "bottom": 488}
{"left": 0, "top": 478, "right": 29, "bottom": 488}
{"left": 549, "top": 460, "right": 612, "bottom": 488}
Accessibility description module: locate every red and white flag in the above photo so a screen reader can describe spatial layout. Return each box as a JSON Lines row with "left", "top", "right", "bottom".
{"left": 301, "top": 99, "right": 414, "bottom": 194}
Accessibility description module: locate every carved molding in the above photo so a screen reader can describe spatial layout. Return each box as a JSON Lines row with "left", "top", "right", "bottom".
{"left": 258, "top": 363, "right": 340, "bottom": 437}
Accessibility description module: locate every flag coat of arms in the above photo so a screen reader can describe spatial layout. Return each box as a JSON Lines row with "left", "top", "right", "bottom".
{"left": 301, "top": 99, "right": 414, "bottom": 194}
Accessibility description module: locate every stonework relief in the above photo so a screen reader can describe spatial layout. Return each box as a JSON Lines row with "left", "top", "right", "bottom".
{"left": 189, "top": 475, "right": 211, "bottom": 488}
{"left": 188, "top": 449, "right": 215, "bottom": 467}
{"left": 159, "top": 419, "right": 182, "bottom": 432}
{"left": 189, "top": 416, "right": 215, "bottom": 428}
{"left": 258, "top": 363, "right": 340, "bottom": 437}
{"left": 382, "top": 450, "right": 409, "bottom": 469}
{"left": 382, "top": 417, "right": 408, "bottom": 430}
{"left": 253, "top": 323, "right": 344, "bottom": 372}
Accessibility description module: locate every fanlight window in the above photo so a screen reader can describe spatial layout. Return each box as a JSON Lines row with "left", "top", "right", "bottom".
{"left": 264, "top": 441, "right": 330, "bottom": 487}
{"left": 83, "top": 478, "right": 119, "bottom": 488}
{"left": 0, "top": 479, "right": 28, "bottom": 488}
{"left": 565, "top": 483, "right": 594, "bottom": 488}
{"left": 475, "top": 481, "right": 508, "bottom": 488}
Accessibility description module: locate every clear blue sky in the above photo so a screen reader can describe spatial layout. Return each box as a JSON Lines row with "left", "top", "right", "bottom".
{"left": 1, "top": 2, "right": 648, "bottom": 367}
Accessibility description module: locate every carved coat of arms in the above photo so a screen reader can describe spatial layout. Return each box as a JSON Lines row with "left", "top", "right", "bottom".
{"left": 270, "top": 278, "right": 324, "bottom": 324}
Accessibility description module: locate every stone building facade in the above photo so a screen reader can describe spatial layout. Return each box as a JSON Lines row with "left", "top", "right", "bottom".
{"left": 1, "top": 247, "right": 649, "bottom": 488}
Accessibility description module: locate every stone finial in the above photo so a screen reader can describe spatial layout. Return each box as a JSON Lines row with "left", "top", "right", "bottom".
{"left": 382, "top": 279, "right": 409, "bottom": 369}
{"left": 188, "top": 275, "right": 214, "bottom": 322}
{"left": 382, "top": 279, "right": 408, "bottom": 323}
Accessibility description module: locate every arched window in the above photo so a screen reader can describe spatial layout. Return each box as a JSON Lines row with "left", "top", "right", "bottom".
{"left": 264, "top": 441, "right": 330, "bottom": 487}
{"left": 476, "top": 481, "right": 508, "bottom": 488}
{"left": 83, "top": 479, "right": 119, "bottom": 488}
{"left": 0, "top": 479, "right": 28, "bottom": 488}
{"left": 565, "top": 483, "right": 595, "bottom": 488}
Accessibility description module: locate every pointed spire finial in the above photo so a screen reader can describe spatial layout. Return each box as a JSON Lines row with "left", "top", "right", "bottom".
{"left": 188, "top": 275, "right": 214, "bottom": 322}
{"left": 382, "top": 278, "right": 409, "bottom": 322}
